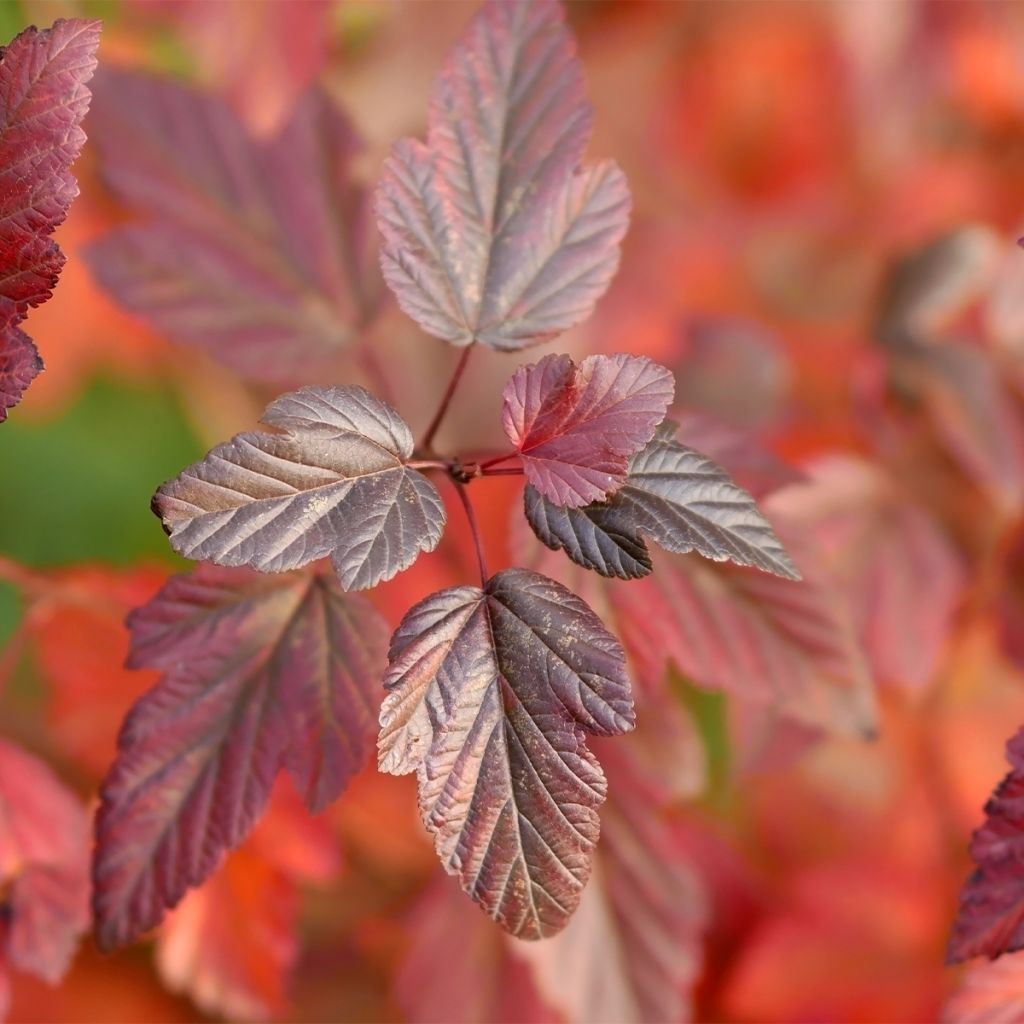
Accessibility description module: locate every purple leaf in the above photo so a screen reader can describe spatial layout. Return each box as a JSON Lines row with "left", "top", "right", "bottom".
{"left": 374, "top": 0, "right": 630, "bottom": 350}
{"left": 93, "top": 564, "right": 388, "bottom": 950}
{"left": 152, "top": 385, "right": 446, "bottom": 591}
{"left": 610, "top": 531, "right": 877, "bottom": 737}
{"left": 525, "top": 430, "right": 799, "bottom": 580}
{"left": 0, "top": 18, "right": 99, "bottom": 419}
{"left": 0, "top": 300, "right": 42, "bottom": 422}
{"left": 948, "top": 726, "right": 1024, "bottom": 963}
{"left": 87, "top": 70, "right": 374, "bottom": 383}
{"left": 503, "top": 353, "right": 674, "bottom": 507}
{"left": 378, "top": 567, "right": 635, "bottom": 939}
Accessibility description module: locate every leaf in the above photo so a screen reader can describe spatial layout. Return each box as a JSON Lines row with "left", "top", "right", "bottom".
{"left": 0, "top": 18, "right": 100, "bottom": 309}
{"left": 152, "top": 385, "right": 445, "bottom": 591}
{"left": 87, "top": 70, "right": 374, "bottom": 383}
{"left": 374, "top": 0, "right": 630, "bottom": 350}
{"left": 0, "top": 18, "right": 100, "bottom": 419}
{"left": 378, "top": 567, "right": 635, "bottom": 939}
{"left": 156, "top": 846, "right": 297, "bottom": 1023}
{"left": 769, "top": 455, "right": 964, "bottom": 691}
{"left": 503, "top": 353, "right": 674, "bottom": 507}
{"left": 0, "top": 739, "right": 90, "bottom": 986}
{"left": 524, "top": 426, "right": 799, "bottom": 580}
{"left": 0, "top": 301, "right": 42, "bottom": 423}
{"left": 154, "top": 784, "right": 338, "bottom": 1022}
{"left": 515, "top": 732, "right": 708, "bottom": 1024}
{"left": 943, "top": 952, "right": 1024, "bottom": 1023}
{"left": 949, "top": 726, "right": 1024, "bottom": 963}
{"left": 609, "top": 537, "right": 876, "bottom": 737}
{"left": 395, "top": 877, "right": 559, "bottom": 1024}
{"left": 93, "top": 564, "right": 388, "bottom": 950}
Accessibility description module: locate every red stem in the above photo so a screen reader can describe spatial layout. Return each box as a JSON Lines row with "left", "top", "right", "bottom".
{"left": 478, "top": 451, "right": 517, "bottom": 471}
{"left": 453, "top": 481, "right": 489, "bottom": 587}
{"left": 479, "top": 466, "right": 523, "bottom": 477}
{"left": 420, "top": 346, "right": 473, "bottom": 454}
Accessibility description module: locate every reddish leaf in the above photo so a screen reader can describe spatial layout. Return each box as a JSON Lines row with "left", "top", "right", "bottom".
{"left": 949, "top": 726, "right": 1024, "bottom": 963}
{"left": 395, "top": 878, "right": 558, "bottom": 1024}
{"left": 153, "top": 784, "right": 337, "bottom": 1024}
{"left": 0, "top": 301, "right": 41, "bottom": 423}
{"left": 378, "top": 567, "right": 635, "bottom": 939}
{"left": 0, "top": 19, "right": 99, "bottom": 308}
{"left": 93, "top": 565, "right": 388, "bottom": 950}
{"left": 152, "top": 386, "right": 446, "bottom": 591}
{"left": 876, "top": 225, "right": 1001, "bottom": 349}
{"left": 517, "top": 723, "right": 708, "bottom": 1023}
{"left": 0, "top": 739, "right": 90, "bottom": 986}
{"left": 87, "top": 70, "right": 374, "bottom": 383}
{"left": 943, "top": 953, "right": 1024, "bottom": 1023}
{"left": 374, "top": 0, "right": 630, "bottom": 350}
{"left": 156, "top": 847, "right": 296, "bottom": 1023}
{"left": 609, "top": 524, "right": 877, "bottom": 737}
{"left": 0, "top": 18, "right": 99, "bottom": 419}
{"left": 525, "top": 423, "right": 798, "bottom": 580}
{"left": 770, "top": 456, "right": 965, "bottom": 691}
{"left": 503, "top": 353, "right": 674, "bottom": 507}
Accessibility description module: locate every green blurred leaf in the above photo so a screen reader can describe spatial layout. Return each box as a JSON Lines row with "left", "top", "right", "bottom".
{"left": 0, "top": 375, "right": 203, "bottom": 566}
{"left": 673, "top": 672, "right": 731, "bottom": 809}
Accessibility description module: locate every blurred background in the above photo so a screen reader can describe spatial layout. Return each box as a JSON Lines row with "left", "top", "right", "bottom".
{"left": 5, "top": 0, "right": 1024, "bottom": 1021}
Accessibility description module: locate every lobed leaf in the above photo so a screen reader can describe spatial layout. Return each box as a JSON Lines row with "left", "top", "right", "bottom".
{"left": 378, "top": 567, "right": 635, "bottom": 939}
{"left": 525, "top": 427, "right": 799, "bottom": 580}
{"left": 152, "top": 385, "right": 446, "bottom": 591}
{"left": 93, "top": 564, "right": 388, "bottom": 950}
{"left": 503, "top": 353, "right": 674, "bottom": 507}
{"left": 374, "top": 0, "right": 630, "bottom": 350}
{"left": 87, "top": 70, "right": 374, "bottom": 383}
{"left": 0, "top": 18, "right": 100, "bottom": 419}
{"left": 948, "top": 727, "right": 1024, "bottom": 964}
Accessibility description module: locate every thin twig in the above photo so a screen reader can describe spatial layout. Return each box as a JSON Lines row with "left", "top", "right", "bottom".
{"left": 453, "top": 481, "right": 489, "bottom": 587}
{"left": 479, "top": 466, "right": 523, "bottom": 477}
{"left": 421, "top": 346, "right": 473, "bottom": 454}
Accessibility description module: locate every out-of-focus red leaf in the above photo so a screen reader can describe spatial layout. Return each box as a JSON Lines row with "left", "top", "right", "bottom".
{"left": 375, "top": 0, "right": 630, "bottom": 351}
{"left": 395, "top": 877, "right": 558, "bottom": 1024}
{"left": 770, "top": 456, "right": 965, "bottom": 692}
{"left": 949, "top": 726, "right": 1024, "bottom": 963}
{"left": 154, "top": 782, "right": 338, "bottom": 1022}
{"left": 516, "top": 726, "right": 708, "bottom": 1024}
{"left": 944, "top": 953, "right": 1024, "bottom": 1023}
{"left": 503, "top": 353, "right": 674, "bottom": 507}
{"left": 93, "top": 565, "right": 388, "bottom": 950}
{"left": 902, "top": 342, "right": 1024, "bottom": 513}
{"left": 0, "top": 18, "right": 100, "bottom": 420}
{"left": 32, "top": 566, "right": 165, "bottom": 778}
{"left": 167, "top": 0, "right": 331, "bottom": 136}
{"left": 673, "top": 316, "right": 791, "bottom": 429}
{"left": 0, "top": 740, "right": 89, "bottom": 989}
{"left": 610, "top": 519, "right": 877, "bottom": 737}
{"left": 86, "top": 69, "right": 375, "bottom": 384}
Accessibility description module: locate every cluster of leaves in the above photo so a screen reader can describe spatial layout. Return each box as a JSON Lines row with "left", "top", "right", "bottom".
{"left": 86, "top": 0, "right": 797, "bottom": 948}
{"left": 8, "top": 1, "right": 1024, "bottom": 1020}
